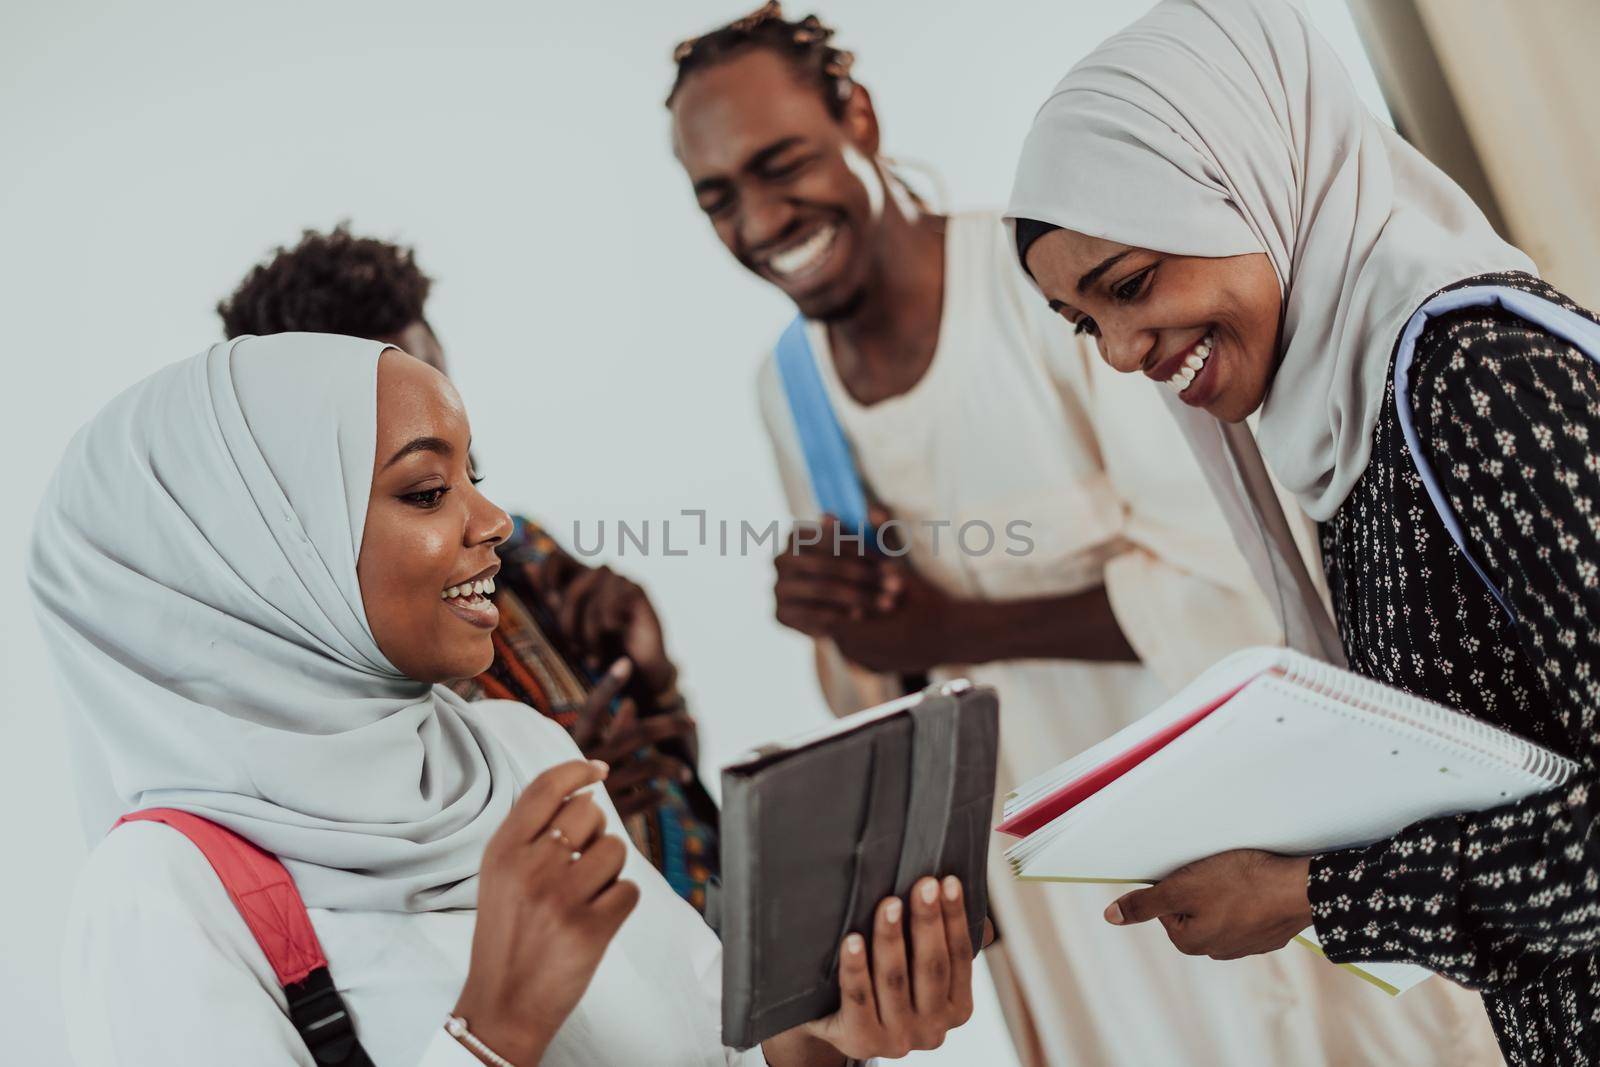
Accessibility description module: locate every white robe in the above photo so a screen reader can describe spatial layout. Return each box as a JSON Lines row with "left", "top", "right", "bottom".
{"left": 756, "top": 211, "right": 1502, "bottom": 1067}
{"left": 62, "top": 703, "right": 765, "bottom": 1067}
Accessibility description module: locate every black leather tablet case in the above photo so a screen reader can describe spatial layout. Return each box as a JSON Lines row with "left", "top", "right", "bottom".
{"left": 716, "top": 681, "right": 1000, "bottom": 1049}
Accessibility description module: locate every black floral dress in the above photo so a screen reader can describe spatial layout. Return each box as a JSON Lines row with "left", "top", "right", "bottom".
{"left": 1309, "top": 272, "right": 1600, "bottom": 1065}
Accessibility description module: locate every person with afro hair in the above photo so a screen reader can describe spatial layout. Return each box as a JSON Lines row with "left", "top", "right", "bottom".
{"left": 218, "top": 224, "right": 445, "bottom": 370}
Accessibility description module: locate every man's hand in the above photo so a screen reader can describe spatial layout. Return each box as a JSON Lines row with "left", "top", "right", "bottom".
{"left": 772, "top": 510, "right": 968, "bottom": 674}
{"left": 773, "top": 514, "right": 900, "bottom": 638}
{"left": 1105, "top": 850, "right": 1313, "bottom": 961}
{"left": 572, "top": 659, "right": 697, "bottom": 818}
{"left": 828, "top": 558, "right": 959, "bottom": 673}
{"left": 541, "top": 554, "right": 677, "bottom": 700}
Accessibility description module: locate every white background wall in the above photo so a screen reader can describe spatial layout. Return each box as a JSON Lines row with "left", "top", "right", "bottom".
{"left": 0, "top": 2, "right": 1385, "bottom": 1063}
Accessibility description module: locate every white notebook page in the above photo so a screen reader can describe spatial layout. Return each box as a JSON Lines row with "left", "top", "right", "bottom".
{"left": 1004, "top": 648, "right": 1576, "bottom": 995}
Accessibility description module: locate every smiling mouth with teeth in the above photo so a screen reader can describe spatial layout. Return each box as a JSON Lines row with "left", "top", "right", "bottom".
{"left": 765, "top": 222, "right": 839, "bottom": 282}
{"left": 1163, "top": 329, "right": 1215, "bottom": 395}
{"left": 440, "top": 577, "right": 496, "bottom": 603}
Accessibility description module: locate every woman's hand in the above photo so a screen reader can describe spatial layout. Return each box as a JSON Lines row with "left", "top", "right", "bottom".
{"left": 1105, "top": 849, "right": 1313, "bottom": 960}
{"left": 764, "top": 876, "right": 976, "bottom": 1066}
{"left": 453, "top": 760, "right": 640, "bottom": 1065}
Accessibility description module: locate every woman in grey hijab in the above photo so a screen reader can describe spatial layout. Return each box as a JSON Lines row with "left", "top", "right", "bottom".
{"left": 32, "top": 334, "right": 975, "bottom": 1066}
{"left": 1007, "top": 0, "right": 1600, "bottom": 1063}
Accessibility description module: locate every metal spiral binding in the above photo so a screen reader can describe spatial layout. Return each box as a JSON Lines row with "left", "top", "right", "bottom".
{"left": 1274, "top": 651, "right": 1576, "bottom": 785}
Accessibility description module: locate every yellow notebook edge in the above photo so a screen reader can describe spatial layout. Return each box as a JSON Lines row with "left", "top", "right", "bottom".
{"left": 1293, "top": 935, "right": 1403, "bottom": 996}
{"left": 1012, "top": 875, "right": 1402, "bottom": 996}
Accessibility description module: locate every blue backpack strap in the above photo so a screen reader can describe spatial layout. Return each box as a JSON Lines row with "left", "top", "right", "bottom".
{"left": 773, "top": 316, "right": 873, "bottom": 536}
{"left": 1392, "top": 284, "right": 1600, "bottom": 628}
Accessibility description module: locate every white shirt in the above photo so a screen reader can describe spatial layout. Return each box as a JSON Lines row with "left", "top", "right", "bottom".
{"left": 62, "top": 705, "right": 767, "bottom": 1067}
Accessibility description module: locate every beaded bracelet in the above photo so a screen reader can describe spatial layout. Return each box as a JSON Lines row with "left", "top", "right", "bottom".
{"left": 444, "top": 1015, "right": 518, "bottom": 1067}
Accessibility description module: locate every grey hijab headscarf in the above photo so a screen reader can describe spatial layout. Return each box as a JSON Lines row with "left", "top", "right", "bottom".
{"left": 29, "top": 334, "right": 524, "bottom": 911}
{"left": 1004, "top": 0, "right": 1532, "bottom": 656}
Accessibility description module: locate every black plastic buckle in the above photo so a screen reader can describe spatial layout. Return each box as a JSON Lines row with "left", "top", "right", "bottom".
{"left": 285, "top": 968, "right": 373, "bottom": 1066}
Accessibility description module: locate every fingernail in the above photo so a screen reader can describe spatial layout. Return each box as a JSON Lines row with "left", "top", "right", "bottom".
{"left": 1104, "top": 902, "right": 1123, "bottom": 925}
{"left": 877, "top": 595, "right": 895, "bottom": 612}
{"left": 589, "top": 759, "right": 610, "bottom": 776}
{"left": 920, "top": 880, "right": 938, "bottom": 905}
{"left": 846, "top": 934, "right": 864, "bottom": 955}
{"left": 885, "top": 898, "right": 902, "bottom": 924}
{"left": 943, "top": 876, "right": 960, "bottom": 902}
{"left": 609, "top": 658, "right": 632, "bottom": 679}
{"left": 678, "top": 766, "right": 693, "bottom": 783}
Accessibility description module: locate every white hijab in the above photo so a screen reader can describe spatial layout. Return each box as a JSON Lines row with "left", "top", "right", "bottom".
{"left": 1005, "top": 0, "right": 1532, "bottom": 520}
{"left": 29, "top": 334, "right": 524, "bottom": 911}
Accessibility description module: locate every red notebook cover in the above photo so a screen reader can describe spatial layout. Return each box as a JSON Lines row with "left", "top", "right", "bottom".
{"left": 995, "top": 678, "right": 1255, "bottom": 838}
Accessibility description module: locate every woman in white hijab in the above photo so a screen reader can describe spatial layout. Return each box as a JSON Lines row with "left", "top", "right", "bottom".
{"left": 31, "top": 333, "right": 975, "bottom": 1066}
{"left": 1005, "top": 0, "right": 1600, "bottom": 1063}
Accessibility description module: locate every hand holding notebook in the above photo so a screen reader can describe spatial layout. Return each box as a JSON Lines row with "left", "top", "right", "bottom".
{"left": 999, "top": 647, "right": 1578, "bottom": 994}
{"left": 1101, "top": 847, "right": 1316, "bottom": 963}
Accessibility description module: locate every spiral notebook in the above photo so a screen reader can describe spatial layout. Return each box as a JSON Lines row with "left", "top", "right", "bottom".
{"left": 998, "top": 647, "right": 1578, "bottom": 995}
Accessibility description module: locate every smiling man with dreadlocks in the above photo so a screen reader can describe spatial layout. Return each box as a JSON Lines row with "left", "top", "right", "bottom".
{"left": 666, "top": 5, "right": 1502, "bottom": 1065}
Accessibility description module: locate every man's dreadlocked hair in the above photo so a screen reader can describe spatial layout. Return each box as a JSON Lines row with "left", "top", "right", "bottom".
{"left": 217, "top": 224, "right": 432, "bottom": 341}
{"left": 666, "top": 2, "right": 855, "bottom": 116}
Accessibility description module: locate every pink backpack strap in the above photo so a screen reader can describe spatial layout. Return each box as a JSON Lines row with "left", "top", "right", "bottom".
{"left": 114, "top": 808, "right": 372, "bottom": 1066}
{"left": 116, "top": 808, "right": 325, "bottom": 984}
